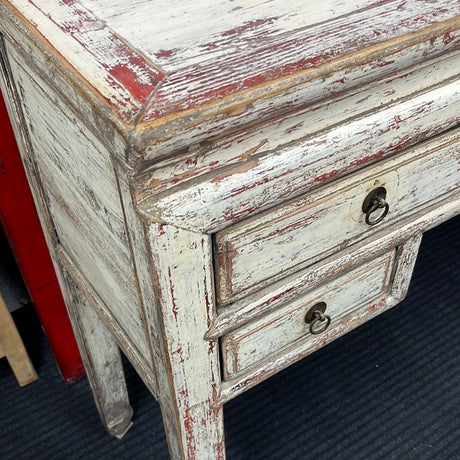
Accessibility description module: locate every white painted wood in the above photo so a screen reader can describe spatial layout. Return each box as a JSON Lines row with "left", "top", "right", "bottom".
{"left": 218, "top": 233, "right": 427, "bottom": 404}
{"left": 111, "top": 162, "right": 163, "bottom": 396}
{"left": 208, "top": 197, "right": 459, "bottom": 340}
{"left": 1, "top": 1, "right": 457, "bottom": 162}
{"left": 79, "top": 0, "right": 386, "bottom": 65}
{"left": 1, "top": 1, "right": 459, "bottom": 459}
{"left": 77, "top": 0, "right": 458, "bottom": 126}
{"left": 139, "top": 82, "right": 460, "bottom": 233}
{"left": 390, "top": 232, "right": 423, "bottom": 302}
{"left": 146, "top": 224, "right": 224, "bottom": 460}
{"left": 57, "top": 248, "right": 157, "bottom": 397}
{"left": 136, "top": 51, "right": 459, "bottom": 198}
{"left": 4, "top": 45, "right": 152, "bottom": 364}
{"left": 60, "top": 265, "right": 133, "bottom": 439}
{"left": 222, "top": 251, "right": 395, "bottom": 379}
{"left": 215, "top": 130, "right": 460, "bottom": 303}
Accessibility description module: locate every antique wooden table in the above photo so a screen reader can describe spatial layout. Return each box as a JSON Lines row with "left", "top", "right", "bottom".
{"left": 0, "top": 1, "right": 458, "bottom": 458}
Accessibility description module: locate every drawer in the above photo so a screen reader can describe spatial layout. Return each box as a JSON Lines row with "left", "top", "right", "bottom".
{"left": 221, "top": 250, "right": 396, "bottom": 380}
{"left": 215, "top": 130, "right": 459, "bottom": 304}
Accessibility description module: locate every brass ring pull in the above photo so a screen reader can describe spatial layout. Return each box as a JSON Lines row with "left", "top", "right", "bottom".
{"left": 362, "top": 187, "right": 390, "bottom": 226}
{"left": 365, "top": 195, "right": 389, "bottom": 226}
{"left": 305, "top": 302, "right": 331, "bottom": 335}
{"left": 309, "top": 310, "right": 331, "bottom": 335}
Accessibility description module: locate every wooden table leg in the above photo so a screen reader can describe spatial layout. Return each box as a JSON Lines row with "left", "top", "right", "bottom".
{"left": 0, "top": 290, "right": 38, "bottom": 386}
{"left": 61, "top": 269, "right": 134, "bottom": 439}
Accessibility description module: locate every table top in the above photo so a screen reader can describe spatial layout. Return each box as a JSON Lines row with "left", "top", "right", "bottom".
{"left": 3, "top": 0, "right": 458, "bottom": 148}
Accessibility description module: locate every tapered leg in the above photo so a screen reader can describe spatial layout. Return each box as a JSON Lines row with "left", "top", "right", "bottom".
{"left": 61, "top": 271, "right": 133, "bottom": 438}
{"left": 158, "top": 392, "right": 225, "bottom": 460}
{"left": 147, "top": 224, "right": 225, "bottom": 459}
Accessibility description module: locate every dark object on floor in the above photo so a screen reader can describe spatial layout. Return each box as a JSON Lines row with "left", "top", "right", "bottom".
{"left": 0, "top": 217, "right": 458, "bottom": 459}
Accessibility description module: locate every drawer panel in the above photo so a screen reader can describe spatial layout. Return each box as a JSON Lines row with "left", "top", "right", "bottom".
{"left": 215, "top": 130, "right": 459, "bottom": 304}
{"left": 221, "top": 250, "right": 395, "bottom": 379}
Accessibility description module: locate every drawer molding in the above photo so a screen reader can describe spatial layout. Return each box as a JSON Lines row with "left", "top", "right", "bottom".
{"left": 216, "top": 233, "right": 423, "bottom": 405}
{"left": 221, "top": 251, "right": 396, "bottom": 379}
{"left": 207, "top": 196, "right": 460, "bottom": 340}
{"left": 215, "top": 129, "right": 460, "bottom": 304}
{"left": 139, "top": 82, "right": 459, "bottom": 233}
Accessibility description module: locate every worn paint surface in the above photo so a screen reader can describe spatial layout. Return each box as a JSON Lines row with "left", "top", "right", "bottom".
{"left": 0, "top": 77, "right": 84, "bottom": 382}
{"left": 218, "top": 233, "right": 424, "bottom": 404}
{"left": 147, "top": 225, "right": 224, "bottom": 459}
{"left": 0, "top": 1, "right": 459, "bottom": 459}
{"left": 222, "top": 251, "right": 395, "bottom": 378}
{"left": 4, "top": 41, "right": 153, "bottom": 368}
{"left": 139, "top": 80, "right": 459, "bottom": 233}
{"left": 135, "top": 52, "right": 459, "bottom": 198}
{"left": 1, "top": 0, "right": 458, "bottom": 161}
{"left": 214, "top": 129, "right": 460, "bottom": 303}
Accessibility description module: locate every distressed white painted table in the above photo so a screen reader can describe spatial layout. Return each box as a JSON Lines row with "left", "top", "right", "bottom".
{"left": 0, "top": 1, "right": 459, "bottom": 458}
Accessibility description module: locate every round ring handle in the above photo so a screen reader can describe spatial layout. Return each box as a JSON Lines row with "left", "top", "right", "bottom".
{"left": 362, "top": 187, "right": 390, "bottom": 226}
{"left": 365, "top": 195, "right": 389, "bottom": 226}
{"left": 309, "top": 310, "right": 331, "bottom": 335}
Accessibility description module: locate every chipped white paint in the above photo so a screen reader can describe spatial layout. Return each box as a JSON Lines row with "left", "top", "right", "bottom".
{"left": 215, "top": 129, "right": 460, "bottom": 303}
{"left": 0, "top": 1, "right": 459, "bottom": 459}
{"left": 1, "top": 0, "right": 458, "bottom": 149}
{"left": 222, "top": 251, "right": 395, "bottom": 378}
{"left": 218, "top": 233, "right": 425, "bottom": 405}
{"left": 147, "top": 225, "right": 224, "bottom": 460}
{"left": 3, "top": 42, "right": 153, "bottom": 366}
{"left": 136, "top": 51, "right": 459, "bottom": 196}
{"left": 139, "top": 81, "right": 460, "bottom": 233}
{"left": 207, "top": 197, "right": 458, "bottom": 341}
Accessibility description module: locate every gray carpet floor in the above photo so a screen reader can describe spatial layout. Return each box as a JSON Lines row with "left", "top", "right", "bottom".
{"left": 1, "top": 216, "right": 459, "bottom": 459}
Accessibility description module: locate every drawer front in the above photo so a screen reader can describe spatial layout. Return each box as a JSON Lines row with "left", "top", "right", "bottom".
{"left": 221, "top": 250, "right": 395, "bottom": 379}
{"left": 215, "top": 130, "right": 459, "bottom": 304}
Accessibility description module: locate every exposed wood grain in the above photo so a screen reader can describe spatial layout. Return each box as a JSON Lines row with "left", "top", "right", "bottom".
{"left": 222, "top": 251, "right": 395, "bottom": 379}
{"left": 214, "top": 130, "right": 459, "bottom": 303}
{"left": 0, "top": 290, "right": 38, "bottom": 386}
{"left": 146, "top": 224, "right": 224, "bottom": 460}
{"left": 0, "top": 12, "right": 131, "bottom": 152}
{"left": 207, "top": 197, "right": 459, "bottom": 340}
{"left": 1, "top": 0, "right": 163, "bottom": 124}
{"left": 217, "top": 234, "right": 428, "bottom": 404}
{"left": 77, "top": 0, "right": 457, "bottom": 127}
{"left": 1, "top": 1, "right": 458, "bottom": 166}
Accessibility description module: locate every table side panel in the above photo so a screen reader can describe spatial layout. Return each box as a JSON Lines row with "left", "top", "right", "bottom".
{"left": 3, "top": 41, "right": 152, "bottom": 364}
